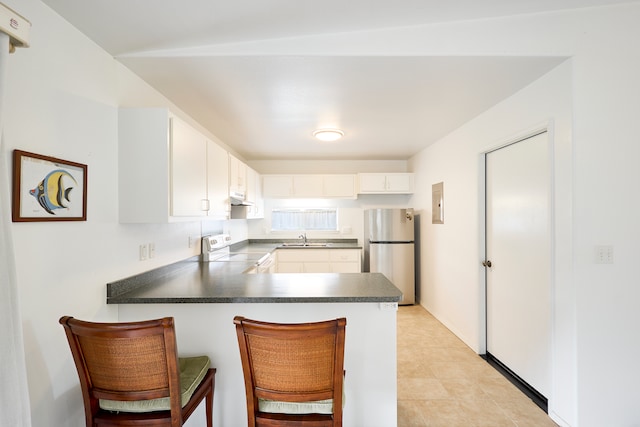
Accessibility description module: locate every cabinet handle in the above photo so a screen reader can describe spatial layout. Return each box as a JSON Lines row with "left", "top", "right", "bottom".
{"left": 482, "top": 260, "right": 492, "bottom": 268}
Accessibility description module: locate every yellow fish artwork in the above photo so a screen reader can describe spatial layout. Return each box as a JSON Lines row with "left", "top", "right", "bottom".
{"left": 29, "top": 169, "right": 77, "bottom": 215}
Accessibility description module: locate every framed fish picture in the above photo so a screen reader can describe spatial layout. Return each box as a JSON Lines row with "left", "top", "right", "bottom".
{"left": 12, "top": 150, "right": 87, "bottom": 222}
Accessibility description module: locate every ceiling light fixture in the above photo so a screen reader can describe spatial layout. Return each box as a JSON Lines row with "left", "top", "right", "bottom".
{"left": 313, "top": 129, "right": 344, "bottom": 142}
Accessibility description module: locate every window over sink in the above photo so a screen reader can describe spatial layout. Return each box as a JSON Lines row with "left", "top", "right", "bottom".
{"left": 271, "top": 208, "right": 338, "bottom": 232}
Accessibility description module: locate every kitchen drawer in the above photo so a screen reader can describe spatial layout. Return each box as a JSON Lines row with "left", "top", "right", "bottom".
{"left": 330, "top": 249, "right": 361, "bottom": 263}
{"left": 276, "top": 249, "right": 330, "bottom": 262}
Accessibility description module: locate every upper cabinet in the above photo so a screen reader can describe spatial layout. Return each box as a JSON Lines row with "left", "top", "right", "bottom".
{"left": 245, "top": 166, "right": 264, "bottom": 219}
{"left": 324, "top": 175, "right": 357, "bottom": 198}
{"left": 263, "top": 174, "right": 356, "bottom": 199}
{"left": 207, "top": 141, "right": 231, "bottom": 220}
{"left": 228, "top": 154, "right": 247, "bottom": 198}
{"left": 170, "top": 117, "right": 208, "bottom": 217}
{"left": 229, "top": 156, "right": 264, "bottom": 219}
{"left": 357, "top": 173, "right": 414, "bottom": 194}
{"left": 119, "top": 108, "right": 229, "bottom": 222}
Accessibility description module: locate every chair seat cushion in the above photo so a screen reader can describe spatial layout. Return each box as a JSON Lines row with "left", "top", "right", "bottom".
{"left": 258, "top": 378, "right": 345, "bottom": 415}
{"left": 99, "top": 356, "right": 210, "bottom": 413}
{"left": 259, "top": 398, "right": 333, "bottom": 414}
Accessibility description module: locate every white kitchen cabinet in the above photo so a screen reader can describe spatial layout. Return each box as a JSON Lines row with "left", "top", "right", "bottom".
{"left": 263, "top": 174, "right": 356, "bottom": 199}
{"left": 329, "top": 249, "right": 362, "bottom": 273}
{"left": 293, "top": 175, "right": 324, "bottom": 197}
{"left": 244, "top": 166, "right": 264, "bottom": 219}
{"left": 262, "top": 175, "right": 322, "bottom": 198}
{"left": 358, "top": 173, "right": 414, "bottom": 194}
{"left": 206, "top": 140, "right": 231, "bottom": 220}
{"left": 323, "top": 175, "right": 357, "bottom": 198}
{"left": 229, "top": 154, "right": 247, "bottom": 198}
{"left": 261, "top": 175, "right": 292, "bottom": 198}
{"left": 170, "top": 116, "right": 208, "bottom": 217}
{"left": 119, "top": 108, "right": 229, "bottom": 222}
{"left": 276, "top": 249, "right": 361, "bottom": 273}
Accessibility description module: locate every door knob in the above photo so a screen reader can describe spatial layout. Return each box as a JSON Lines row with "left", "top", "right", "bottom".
{"left": 482, "top": 260, "right": 492, "bottom": 268}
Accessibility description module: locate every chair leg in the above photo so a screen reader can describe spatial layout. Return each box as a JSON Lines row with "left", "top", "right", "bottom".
{"left": 206, "top": 377, "right": 214, "bottom": 427}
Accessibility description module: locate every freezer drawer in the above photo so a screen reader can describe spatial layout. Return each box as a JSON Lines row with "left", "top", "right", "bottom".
{"left": 369, "top": 242, "right": 415, "bottom": 305}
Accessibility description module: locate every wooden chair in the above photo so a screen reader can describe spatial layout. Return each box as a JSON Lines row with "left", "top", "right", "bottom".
{"left": 59, "top": 316, "right": 216, "bottom": 427}
{"left": 234, "top": 316, "right": 347, "bottom": 427}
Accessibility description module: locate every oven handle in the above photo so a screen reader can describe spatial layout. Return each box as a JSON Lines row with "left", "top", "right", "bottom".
{"left": 257, "top": 254, "right": 275, "bottom": 273}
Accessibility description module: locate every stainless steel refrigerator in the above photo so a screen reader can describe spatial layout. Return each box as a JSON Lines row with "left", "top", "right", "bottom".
{"left": 364, "top": 208, "right": 415, "bottom": 305}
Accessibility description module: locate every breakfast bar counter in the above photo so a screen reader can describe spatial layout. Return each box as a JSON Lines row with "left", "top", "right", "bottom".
{"left": 107, "top": 258, "right": 401, "bottom": 304}
{"left": 107, "top": 255, "right": 402, "bottom": 427}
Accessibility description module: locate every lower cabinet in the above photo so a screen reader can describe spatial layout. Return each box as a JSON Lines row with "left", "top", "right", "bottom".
{"left": 276, "top": 249, "right": 361, "bottom": 273}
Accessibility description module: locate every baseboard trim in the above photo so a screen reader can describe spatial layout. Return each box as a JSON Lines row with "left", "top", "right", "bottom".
{"left": 481, "top": 352, "right": 548, "bottom": 413}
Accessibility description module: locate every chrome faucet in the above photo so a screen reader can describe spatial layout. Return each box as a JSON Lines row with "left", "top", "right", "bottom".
{"left": 298, "top": 232, "right": 307, "bottom": 245}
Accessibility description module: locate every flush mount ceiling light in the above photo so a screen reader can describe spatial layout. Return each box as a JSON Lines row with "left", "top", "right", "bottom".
{"left": 313, "top": 129, "right": 344, "bottom": 142}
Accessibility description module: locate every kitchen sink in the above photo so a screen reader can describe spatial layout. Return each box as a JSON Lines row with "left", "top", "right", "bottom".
{"left": 280, "top": 242, "right": 329, "bottom": 247}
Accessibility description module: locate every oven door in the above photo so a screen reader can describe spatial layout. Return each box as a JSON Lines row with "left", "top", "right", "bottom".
{"left": 257, "top": 254, "right": 275, "bottom": 274}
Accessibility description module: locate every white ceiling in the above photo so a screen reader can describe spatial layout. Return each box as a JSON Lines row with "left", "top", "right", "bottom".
{"left": 41, "top": 0, "right": 627, "bottom": 160}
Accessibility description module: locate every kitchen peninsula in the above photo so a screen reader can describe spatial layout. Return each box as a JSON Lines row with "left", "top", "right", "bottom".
{"left": 107, "top": 243, "right": 402, "bottom": 427}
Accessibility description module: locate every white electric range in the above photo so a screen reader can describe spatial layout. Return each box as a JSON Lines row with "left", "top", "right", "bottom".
{"left": 201, "top": 234, "right": 274, "bottom": 273}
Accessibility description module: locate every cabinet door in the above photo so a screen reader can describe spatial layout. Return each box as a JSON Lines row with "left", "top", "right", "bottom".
{"left": 263, "top": 175, "right": 293, "bottom": 197}
{"left": 324, "top": 175, "right": 356, "bottom": 198}
{"left": 358, "top": 173, "right": 388, "bottom": 193}
{"left": 245, "top": 167, "right": 264, "bottom": 218}
{"left": 170, "top": 117, "right": 207, "bottom": 217}
{"left": 293, "top": 175, "right": 323, "bottom": 197}
{"left": 386, "top": 173, "right": 414, "bottom": 193}
{"left": 330, "top": 263, "right": 361, "bottom": 273}
{"left": 330, "top": 249, "right": 362, "bottom": 272}
{"left": 247, "top": 168, "right": 264, "bottom": 218}
{"left": 358, "top": 173, "right": 414, "bottom": 194}
{"left": 229, "top": 154, "right": 247, "bottom": 195}
{"left": 207, "top": 140, "right": 230, "bottom": 219}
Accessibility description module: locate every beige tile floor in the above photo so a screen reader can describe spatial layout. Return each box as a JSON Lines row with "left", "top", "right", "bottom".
{"left": 397, "top": 305, "right": 559, "bottom": 427}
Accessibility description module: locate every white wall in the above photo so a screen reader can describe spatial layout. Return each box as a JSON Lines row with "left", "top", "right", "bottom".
{"left": 2, "top": 1, "right": 224, "bottom": 425}
{"left": 410, "top": 61, "right": 573, "bottom": 423}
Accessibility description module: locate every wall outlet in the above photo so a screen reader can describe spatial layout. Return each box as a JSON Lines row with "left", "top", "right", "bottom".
{"left": 148, "top": 243, "right": 155, "bottom": 259}
{"left": 595, "top": 245, "right": 614, "bottom": 264}
{"left": 139, "top": 244, "right": 148, "bottom": 261}
{"left": 379, "top": 302, "right": 398, "bottom": 312}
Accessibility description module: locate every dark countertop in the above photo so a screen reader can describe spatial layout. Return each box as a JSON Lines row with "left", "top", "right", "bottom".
{"left": 107, "top": 240, "right": 401, "bottom": 304}
{"left": 231, "top": 239, "right": 362, "bottom": 252}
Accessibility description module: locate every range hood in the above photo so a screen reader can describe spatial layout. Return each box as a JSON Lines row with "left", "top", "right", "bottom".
{"left": 229, "top": 189, "right": 253, "bottom": 207}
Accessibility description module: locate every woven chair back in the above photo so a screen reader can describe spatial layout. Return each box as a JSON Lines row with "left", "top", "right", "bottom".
{"left": 234, "top": 316, "right": 347, "bottom": 426}
{"left": 60, "top": 316, "right": 180, "bottom": 402}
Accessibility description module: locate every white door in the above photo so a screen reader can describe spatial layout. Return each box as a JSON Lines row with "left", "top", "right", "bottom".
{"left": 485, "top": 131, "right": 551, "bottom": 398}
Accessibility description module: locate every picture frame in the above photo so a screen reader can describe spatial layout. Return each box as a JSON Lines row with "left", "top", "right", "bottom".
{"left": 12, "top": 150, "right": 87, "bottom": 222}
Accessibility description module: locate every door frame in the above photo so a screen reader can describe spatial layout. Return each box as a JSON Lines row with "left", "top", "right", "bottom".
{"left": 478, "top": 124, "right": 556, "bottom": 407}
